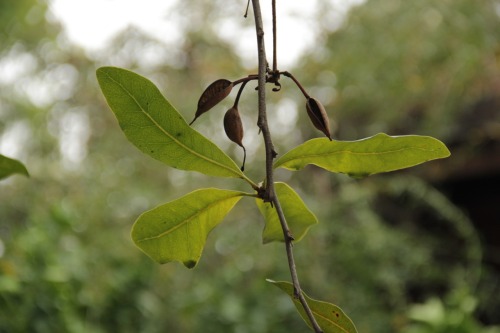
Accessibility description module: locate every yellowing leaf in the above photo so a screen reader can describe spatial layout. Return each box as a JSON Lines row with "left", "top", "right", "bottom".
{"left": 256, "top": 182, "right": 317, "bottom": 244}
{"left": 131, "top": 188, "right": 246, "bottom": 268}
{"left": 267, "top": 280, "right": 358, "bottom": 333}
{"left": 96, "top": 67, "right": 251, "bottom": 182}
{"left": 274, "top": 133, "right": 450, "bottom": 178}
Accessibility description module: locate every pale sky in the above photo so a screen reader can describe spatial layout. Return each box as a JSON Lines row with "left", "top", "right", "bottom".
{"left": 49, "top": 0, "right": 362, "bottom": 67}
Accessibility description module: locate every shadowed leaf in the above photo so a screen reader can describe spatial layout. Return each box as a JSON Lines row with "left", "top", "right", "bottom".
{"left": 0, "top": 154, "right": 29, "bottom": 180}
{"left": 131, "top": 188, "right": 246, "bottom": 268}
{"left": 256, "top": 182, "right": 317, "bottom": 244}
{"left": 267, "top": 280, "right": 358, "bottom": 333}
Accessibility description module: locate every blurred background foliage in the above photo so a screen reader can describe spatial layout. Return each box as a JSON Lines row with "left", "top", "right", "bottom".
{"left": 0, "top": 0, "right": 499, "bottom": 332}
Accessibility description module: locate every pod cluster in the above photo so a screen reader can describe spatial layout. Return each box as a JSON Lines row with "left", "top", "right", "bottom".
{"left": 189, "top": 73, "right": 333, "bottom": 171}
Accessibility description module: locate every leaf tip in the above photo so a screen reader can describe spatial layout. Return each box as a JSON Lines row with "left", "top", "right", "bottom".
{"left": 95, "top": 66, "right": 113, "bottom": 87}
{"left": 183, "top": 260, "right": 197, "bottom": 269}
{"left": 95, "top": 66, "right": 110, "bottom": 78}
{"left": 442, "top": 145, "right": 451, "bottom": 158}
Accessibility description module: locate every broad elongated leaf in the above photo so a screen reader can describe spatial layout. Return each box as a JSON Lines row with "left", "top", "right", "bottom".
{"left": 96, "top": 67, "right": 246, "bottom": 180}
{"left": 256, "top": 182, "right": 317, "bottom": 244}
{"left": 131, "top": 188, "right": 246, "bottom": 268}
{"left": 274, "top": 133, "right": 450, "bottom": 178}
{"left": 0, "top": 154, "right": 29, "bottom": 180}
{"left": 267, "top": 280, "right": 358, "bottom": 333}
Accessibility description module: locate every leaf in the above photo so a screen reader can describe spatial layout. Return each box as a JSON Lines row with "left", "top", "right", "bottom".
{"left": 0, "top": 154, "right": 29, "bottom": 180}
{"left": 131, "top": 188, "right": 246, "bottom": 268}
{"left": 267, "top": 280, "right": 358, "bottom": 333}
{"left": 274, "top": 133, "right": 450, "bottom": 178}
{"left": 256, "top": 182, "right": 318, "bottom": 244}
{"left": 96, "top": 67, "right": 247, "bottom": 181}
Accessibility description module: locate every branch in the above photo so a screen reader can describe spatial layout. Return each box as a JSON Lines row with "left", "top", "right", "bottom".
{"left": 251, "top": 0, "right": 275, "bottom": 202}
{"left": 272, "top": 197, "right": 323, "bottom": 333}
{"left": 250, "top": 1, "right": 323, "bottom": 332}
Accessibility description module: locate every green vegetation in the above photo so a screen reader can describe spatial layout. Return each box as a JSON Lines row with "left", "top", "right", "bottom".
{"left": 0, "top": 154, "right": 29, "bottom": 180}
{"left": 273, "top": 134, "right": 449, "bottom": 177}
{"left": 1, "top": 0, "right": 499, "bottom": 332}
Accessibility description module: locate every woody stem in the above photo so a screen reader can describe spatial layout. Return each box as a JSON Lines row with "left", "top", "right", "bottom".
{"left": 250, "top": 1, "right": 323, "bottom": 332}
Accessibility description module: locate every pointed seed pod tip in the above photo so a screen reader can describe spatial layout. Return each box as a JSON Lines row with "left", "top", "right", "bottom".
{"left": 306, "top": 97, "right": 332, "bottom": 140}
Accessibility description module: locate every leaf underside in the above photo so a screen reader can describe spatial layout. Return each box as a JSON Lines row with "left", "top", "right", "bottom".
{"left": 96, "top": 66, "right": 244, "bottom": 180}
{"left": 267, "top": 280, "right": 358, "bottom": 333}
{"left": 131, "top": 188, "right": 245, "bottom": 268}
{"left": 274, "top": 133, "right": 450, "bottom": 178}
{"left": 0, "top": 154, "right": 29, "bottom": 180}
{"left": 256, "top": 182, "right": 318, "bottom": 244}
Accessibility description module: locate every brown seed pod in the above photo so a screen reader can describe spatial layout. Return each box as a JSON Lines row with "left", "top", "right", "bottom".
{"left": 224, "top": 106, "right": 246, "bottom": 171}
{"left": 306, "top": 97, "right": 332, "bottom": 140}
{"left": 189, "top": 79, "right": 233, "bottom": 125}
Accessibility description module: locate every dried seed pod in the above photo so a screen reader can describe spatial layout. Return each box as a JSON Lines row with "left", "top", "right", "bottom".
{"left": 306, "top": 97, "right": 332, "bottom": 140}
{"left": 189, "top": 79, "right": 233, "bottom": 125}
{"left": 224, "top": 106, "right": 246, "bottom": 171}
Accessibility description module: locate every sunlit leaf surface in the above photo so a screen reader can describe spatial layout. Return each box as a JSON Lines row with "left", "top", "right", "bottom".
{"left": 256, "top": 182, "right": 317, "bottom": 244}
{"left": 131, "top": 188, "right": 246, "bottom": 268}
{"left": 267, "top": 280, "right": 358, "bottom": 333}
{"left": 0, "top": 154, "right": 29, "bottom": 180}
{"left": 274, "top": 133, "right": 450, "bottom": 178}
{"left": 96, "top": 67, "right": 247, "bottom": 180}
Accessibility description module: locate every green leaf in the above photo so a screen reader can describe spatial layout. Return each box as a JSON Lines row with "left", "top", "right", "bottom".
{"left": 96, "top": 66, "right": 250, "bottom": 182}
{"left": 256, "top": 182, "right": 317, "bottom": 244}
{"left": 0, "top": 154, "right": 29, "bottom": 180}
{"left": 274, "top": 133, "right": 450, "bottom": 178}
{"left": 131, "top": 188, "right": 246, "bottom": 268}
{"left": 267, "top": 280, "right": 358, "bottom": 333}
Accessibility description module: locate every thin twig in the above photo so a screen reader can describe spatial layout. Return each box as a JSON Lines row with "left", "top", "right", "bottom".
{"left": 244, "top": 0, "right": 251, "bottom": 17}
{"left": 272, "top": 0, "right": 277, "bottom": 74}
{"left": 250, "top": 1, "right": 323, "bottom": 332}
{"left": 272, "top": 196, "right": 323, "bottom": 333}
{"left": 233, "top": 80, "right": 250, "bottom": 108}
{"left": 282, "top": 71, "right": 310, "bottom": 99}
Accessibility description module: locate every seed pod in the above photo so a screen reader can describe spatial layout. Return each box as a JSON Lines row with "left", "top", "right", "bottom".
{"left": 306, "top": 97, "right": 332, "bottom": 140}
{"left": 189, "top": 79, "right": 233, "bottom": 125}
{"left": 224, "top": 106, "right": 246, "bottom": 171}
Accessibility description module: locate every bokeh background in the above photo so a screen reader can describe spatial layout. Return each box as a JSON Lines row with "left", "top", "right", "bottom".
{"left": 1, "top": 1, "right": 499, "bottom": 332}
